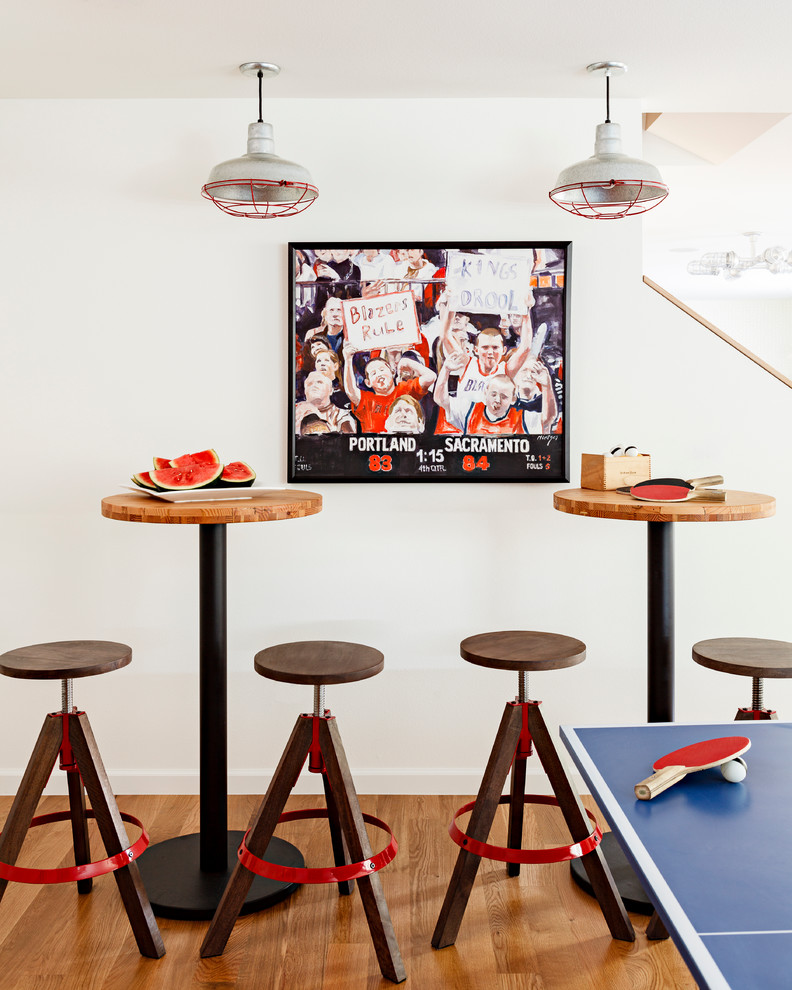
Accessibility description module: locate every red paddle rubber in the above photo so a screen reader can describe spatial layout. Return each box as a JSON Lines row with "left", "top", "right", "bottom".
{"left": 0, "top": 810, "right": 149, "bottom": 884}
{"left": 238, "top": 807, "right": 398, "bottom": 884}
{"left": 449, "top": 794, "right": 602, "bottom": 864}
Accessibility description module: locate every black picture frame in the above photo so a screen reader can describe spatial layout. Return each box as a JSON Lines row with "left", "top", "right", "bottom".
{"left": 288, "top": 242, "right": 570, "bottom": 483}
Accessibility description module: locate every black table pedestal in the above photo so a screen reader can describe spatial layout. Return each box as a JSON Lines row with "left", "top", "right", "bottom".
{"left": 571, "top": 521, "right": 674, "bottom": 914}
{"left": 138, "top": 832, "right": 302, "bottom": 920}
{"left": 138, "top": 523, "right": 302, "bottom": 920}
{"left": 647, "top": 520, "right": 674, "bottom": 723}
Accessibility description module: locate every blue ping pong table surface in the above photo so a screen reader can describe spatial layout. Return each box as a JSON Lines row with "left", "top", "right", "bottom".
{"left": 561, "top": 721, "right": 792, "bottom": 990}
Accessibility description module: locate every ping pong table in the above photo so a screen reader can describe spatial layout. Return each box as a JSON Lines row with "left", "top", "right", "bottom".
{"left": 561, "top": 721, "right": 792, "bottom": 990}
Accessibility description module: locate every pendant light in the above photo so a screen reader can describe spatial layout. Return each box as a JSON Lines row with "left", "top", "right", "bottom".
{"left": 549, "top": 62, "right": 668, "bottom": 220}
{"left": 202, "top": 62, "right": 318, "bottom": 219}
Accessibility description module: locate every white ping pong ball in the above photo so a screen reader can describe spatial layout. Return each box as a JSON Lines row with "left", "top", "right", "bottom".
{"left": 721, "top": 759, "right": 747, "bottom": 783}
{"left": 624, "top": 446, "right": 639, "bottom": 457}
{"left": 604, "top": 446, "right": 623, "bottom": 457}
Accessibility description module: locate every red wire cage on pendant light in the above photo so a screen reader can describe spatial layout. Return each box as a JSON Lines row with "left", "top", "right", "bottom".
{"left": 202, "top": 62, "right": 318, "bottom": 220}
{"left": 549, "top": 61, "right": 668, "bottom": 220}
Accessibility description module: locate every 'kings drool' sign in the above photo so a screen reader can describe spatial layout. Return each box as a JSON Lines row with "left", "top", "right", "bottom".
{"left": 445, "top": 251, "right": 533, "bottom": 315}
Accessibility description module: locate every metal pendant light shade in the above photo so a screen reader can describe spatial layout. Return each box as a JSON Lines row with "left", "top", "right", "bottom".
{"left": 549, "top": 62, "right": 668, "bottom": 220}
{"left": 202, "top": 63, "right": 318, "bottom": 219}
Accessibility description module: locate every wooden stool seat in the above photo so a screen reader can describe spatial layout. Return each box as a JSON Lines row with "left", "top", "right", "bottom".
{"left": 693, "top": 637, "right": 792, "bottom": 722}
{"left": 0, "top": 641, "right": 132, "bottom": 681}
{"left": 460, "top": 630, "right": 586, "bottom": 672}
{"left": 254, "top": 640, "right": 384, "bottom": 685}
{"left": 692, "top": 638, "right": 792, "bottom": 678}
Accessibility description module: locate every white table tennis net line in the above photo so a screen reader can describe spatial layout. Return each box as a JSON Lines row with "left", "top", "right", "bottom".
{"left": 699, "top": 929, "right": 792, "bottom": 937}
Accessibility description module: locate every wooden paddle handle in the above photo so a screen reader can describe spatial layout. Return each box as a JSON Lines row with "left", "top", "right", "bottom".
{"left": 634, "top": 764, "right": 688, "bottom": 800}
{"left": 689, "top": 475, "right": 724, "bottom": 489}
{"left": 687, "top": 489, "right": 726, "bottom": 502}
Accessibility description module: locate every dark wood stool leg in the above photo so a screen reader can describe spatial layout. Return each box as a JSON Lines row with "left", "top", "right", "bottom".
{"left": 508, "top": 672, "right": 530, "bottom": 877}
{"left": 0, "top": 715, "right": 63, "bottom": 905}
{"left": 507, "top": 749, "right": 527, "bottom": 877}
{"left": 646, "top": 909, "right": 670, "bottom": 940}
{"left": 68, "top": 713, "right": 165, "bottom": 959}
{"left": 432, "top": 703, "right": 524, "bottom": 950}
{"left": 66, "top": 769, "right": 92, "bottom": 894}
{"left": 322, "top": 771, "right": 353, "bottom": 896}
{"left": 319, "top": 717, "right": 406, "bottom": 984}
{"left": 201, "top": 714, "right": 314, "bottom": 958}
{"left": 525, "top": 703, "right": 635, "bottom": 942}
{"left": 60, "top": 679, "right": 91, "bottom": 893}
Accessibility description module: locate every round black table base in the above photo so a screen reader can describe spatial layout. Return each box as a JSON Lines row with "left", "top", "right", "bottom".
{"left": 570, "top": 832, "right": 653, "bottom": 915}
{"left": 137, "top": 831, "right": 303, "bottom": 920}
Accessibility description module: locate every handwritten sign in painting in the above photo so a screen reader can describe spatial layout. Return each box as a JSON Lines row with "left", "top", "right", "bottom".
{"left": 445, "top": 251, "right": 533, "bottom": 315}
{"left": 341, "top": 290, "right": 421, "bottom": 352}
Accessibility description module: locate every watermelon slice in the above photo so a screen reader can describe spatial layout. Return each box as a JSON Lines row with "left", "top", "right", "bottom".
{"left": 217, "top": 461, "right": 256, "bottom": 488}
{"left": 153, "top": 457, "right": 171, "bottom": 470}
{"left": 131, "top": 471, "right": 157, "bottom": 490}
{"left": 150, "top": 462, "right": 223, "bottom": 491}
{"left": 169, "top": 449, "right": 221, "bottom": 469}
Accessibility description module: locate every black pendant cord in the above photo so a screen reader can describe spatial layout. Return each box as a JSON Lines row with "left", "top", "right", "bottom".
{"left": 605, "top": 72, "right": 611, "bottom": 123}
{"left": 257, "top": 69, "right": 263, "bottom": 123}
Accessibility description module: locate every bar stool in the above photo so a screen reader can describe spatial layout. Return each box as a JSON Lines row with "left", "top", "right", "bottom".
{"left": 693, "top": 637, "right": 792, "bottom": 720}
{"left": 201, "top": 640, "right": 405, "bottom": 984}
{"left": 0, "top": 640, "right": 164, "bottom": 958}
{"left": 432, "top": 631, "right": 635, "bottom": 949}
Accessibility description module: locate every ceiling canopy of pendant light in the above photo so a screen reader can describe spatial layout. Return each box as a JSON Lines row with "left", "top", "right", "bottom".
{"left": 202, "top": 62, "right": 318, "bottom": 219}
{"left": 549, "top": 61, "right": 668, "bottom": 220}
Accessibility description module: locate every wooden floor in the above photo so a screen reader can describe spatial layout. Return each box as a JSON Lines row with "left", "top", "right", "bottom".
{"left": 0, "top": 793, "right": 696, "bottom": 990}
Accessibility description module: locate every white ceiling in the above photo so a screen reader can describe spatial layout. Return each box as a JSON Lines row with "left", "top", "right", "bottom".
{"left": 3, "top": 0, "right": 792, "bottom": 105}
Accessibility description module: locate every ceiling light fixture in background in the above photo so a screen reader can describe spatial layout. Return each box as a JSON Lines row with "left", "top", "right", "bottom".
{"left": 549, "top": 61, "right": 668, "bottom": 220}
{"left": 202, "top": 62, "right": 318, "bottom": 219}
{"left": 687, "top": 232, "right": 792, "bottom": 278}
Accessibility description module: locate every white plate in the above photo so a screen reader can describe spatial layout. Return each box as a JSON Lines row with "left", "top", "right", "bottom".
{"left": 121, "top": 485, "right": 272, "bottom": 502}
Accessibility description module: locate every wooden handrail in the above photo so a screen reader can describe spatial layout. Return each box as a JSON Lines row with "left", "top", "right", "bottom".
{"left": 642, "top": 275, "right": 792, "bottom": 391}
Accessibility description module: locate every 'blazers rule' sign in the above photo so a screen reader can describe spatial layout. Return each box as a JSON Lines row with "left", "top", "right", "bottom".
{"left": 341, "top": 290, "right": 421, "bottom": 351}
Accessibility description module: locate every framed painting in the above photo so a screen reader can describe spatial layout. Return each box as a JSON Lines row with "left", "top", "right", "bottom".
{"left": 288, "top": 242, "right": 570, "bottom": 483}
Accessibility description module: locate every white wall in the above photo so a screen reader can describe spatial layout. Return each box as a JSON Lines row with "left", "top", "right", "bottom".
{"left": 696, "top": 297, "right": 792, "bottom": 381}
{"left": 1, "top": 96, "right": 790, "bottom": 796}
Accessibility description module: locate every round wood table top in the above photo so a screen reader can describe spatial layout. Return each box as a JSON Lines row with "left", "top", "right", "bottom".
{"left": 101, "top": 490, "right": 322, "bottom": 525}
{"left": 254, "top": 641, "right": 384, "bottom": 685}
{"left": 553, "top": 488, "right": 775, "bottom": 523}
{"left": 0, "top": 640, "right": 132, "bottom": 680}
{"left": 693, "top": 637, "right": 792, "bottom": 679}
{"left": 460, "top": 631, "right": 586, "bottom": 672}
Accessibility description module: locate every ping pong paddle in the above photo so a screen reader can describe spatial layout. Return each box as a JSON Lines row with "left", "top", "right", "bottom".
{"left": 634, "top": 735, "right": 750, "bottom": 800}
{"left": 620, "top": 475, "right": 725, "bottom": 502}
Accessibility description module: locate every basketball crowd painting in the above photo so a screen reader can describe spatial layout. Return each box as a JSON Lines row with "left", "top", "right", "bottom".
{"left": 288, "top": 243, "right": 569, "bottom": 482}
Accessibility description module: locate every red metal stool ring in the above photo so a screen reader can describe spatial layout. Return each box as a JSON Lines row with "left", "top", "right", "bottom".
{"left": 238, "top": 807, "right": 398, "bottom": 884}
{"left": 450, "top": 794, "right": 602, "bottom": 864}
{"left": 0, "top": 810, "right": 149, "bottom": 884}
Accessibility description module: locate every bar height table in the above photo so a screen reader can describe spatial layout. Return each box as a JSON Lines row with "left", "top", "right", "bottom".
{"left": 553, "top": 487, "right": 775, "bottom": 910}
{"left": 101, "top": 489, "right": 322, "bottom": 919}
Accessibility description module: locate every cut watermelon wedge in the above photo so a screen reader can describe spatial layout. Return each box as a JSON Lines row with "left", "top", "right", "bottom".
{"left": 150, "top": 463, "right": 223, "bottom": 491}
{"left": 169, "top": 449, "right": 221, "bottom": 469}
{"left": 131, "top": 471, "right": 157, "bottom": 490}
{"left": 217, "top": 461, "right": 256, "bottom": 487}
